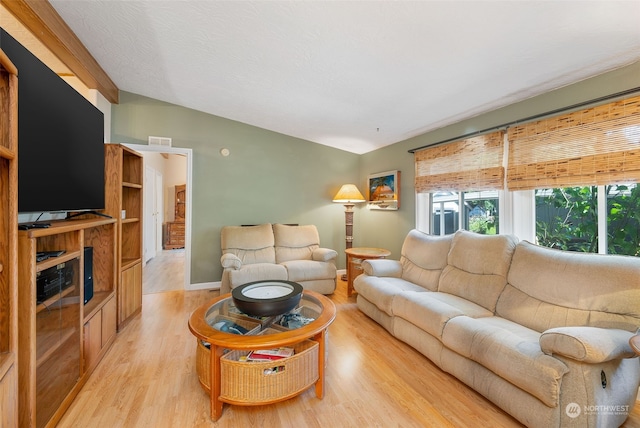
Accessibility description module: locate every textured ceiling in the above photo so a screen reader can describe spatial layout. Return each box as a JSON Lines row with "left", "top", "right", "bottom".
{"left": 43, "top": 1, "right": 640, "bottom": 154}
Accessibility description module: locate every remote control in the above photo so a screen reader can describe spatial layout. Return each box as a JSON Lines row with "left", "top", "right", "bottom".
{"left": 18, "top": 223, "right": 51, "bottom": 230}
{"left": 43, "top": 250, "right": 65, "bottom": 257}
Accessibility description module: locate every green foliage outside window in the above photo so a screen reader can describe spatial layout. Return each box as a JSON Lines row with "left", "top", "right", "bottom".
{"left": 535, "top": 185, "right": 640, "bottom": 256}
{"left": 607, "top": 184, "right": 640, "bottom": 256}
{"left": 466, "top": 199, "right": 498, "bottom": 235}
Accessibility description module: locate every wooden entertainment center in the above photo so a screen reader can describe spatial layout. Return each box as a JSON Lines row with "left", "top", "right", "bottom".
{"left": 17, "top": 218, "right": 117, "bottom": 427}
{"left": 11, "top": 143, "right": 143, "bottom": 427}
{"left": 1, "top": 10, "right": 143, "bottom": 425}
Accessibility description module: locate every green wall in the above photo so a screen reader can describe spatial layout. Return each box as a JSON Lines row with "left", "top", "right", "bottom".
{"left": 112, "top": 92, "right": 360, "bottom": 283}
{"left": 112, "top": 60, "right": 640, "bottom": 284}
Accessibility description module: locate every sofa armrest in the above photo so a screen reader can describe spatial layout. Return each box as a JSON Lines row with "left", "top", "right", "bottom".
{"left": 221, "top": 253, "right": 242, "bottom": 270}
{"left": 540, "top": 327, "right": 637, "bottom": 363}
{"left": 312, "top": 248, "right": 338, "bottom": 262}
{"left": 362, "top": 259, "right": 402, "bottom": 278}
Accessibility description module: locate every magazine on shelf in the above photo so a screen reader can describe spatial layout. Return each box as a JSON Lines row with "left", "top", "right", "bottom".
{"left": 246, "top": 347, "right": 295, "bottom": 361}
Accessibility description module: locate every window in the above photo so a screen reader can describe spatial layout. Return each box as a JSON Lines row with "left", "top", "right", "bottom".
{"left": 464, "top": 191, "right": 499, "bottom": 235}
{"left": 431, "top": 192, "right": 459, "bottom": 235}
{"left": 535, "top": 184, "right": 640, "bottom": 256}
{"left": 430, "top": 191, "right": 499, "bottom": 236}
{"left": 535, "top": 187, "right": 598, "bottom": 252}
{"left": 507, "top": 95, "right": 640, "bottom": 256}
{"left": 607, "top": 183, "right": 640, "bottom": 256}
{"left": 414, "top": 131, "right": 505, "bottom": 236}
{"left": 414, "top": 95, "right": 640, "bottom": 252}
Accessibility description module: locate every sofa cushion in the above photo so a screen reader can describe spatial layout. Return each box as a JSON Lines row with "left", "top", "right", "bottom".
{"left": 392, "top": 291, "right": 493, "bottom": 339}
{"left": 280, "top": 260, "right": 336, "bottom": 283}
{"left": 221, "top": 224, "right": 276, "bottom": 264}
{"left": 442, "top": 316, "right": 569, "bottom": 407}
{"left": 497, "top": 240, "right": 640, "bottom": 332}
{"left": 274, "top": 224, "right": 320, "bottom": 263}
{"left": 438, "top": 230, "right": 518, "bottom": 312}
{"left": 227, "top": 263, "right": 288, "bottom": 288}
{"left": 400, "top": 230, "right": 453, "bottom": 291}
{"left": 353, "top": 276, "right": 428, "bottom": 316}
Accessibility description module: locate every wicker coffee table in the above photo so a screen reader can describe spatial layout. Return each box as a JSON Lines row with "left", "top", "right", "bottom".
{"left": 188, "top": 289, "right": 336, "bottom": 421}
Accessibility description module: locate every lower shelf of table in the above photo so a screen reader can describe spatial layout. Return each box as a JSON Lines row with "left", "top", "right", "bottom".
{"left": 196, "top": 338, "right": 319, "bottom": 404}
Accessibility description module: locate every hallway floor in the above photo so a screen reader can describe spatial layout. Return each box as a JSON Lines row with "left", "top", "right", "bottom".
{"left": 143, "top": 249, "right": 185, "bottom": 294}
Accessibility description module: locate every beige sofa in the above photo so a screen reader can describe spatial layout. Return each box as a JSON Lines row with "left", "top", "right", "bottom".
{"left": 354, "top": 229, "right": 640, "bottom": 427}
{"left": 220, "top": 223, "right": 337, "bottom": 294}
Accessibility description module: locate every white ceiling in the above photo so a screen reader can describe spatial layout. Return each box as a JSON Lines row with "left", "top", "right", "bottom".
{"left": 43, "top": 1, "right": 640, "bottom": 154}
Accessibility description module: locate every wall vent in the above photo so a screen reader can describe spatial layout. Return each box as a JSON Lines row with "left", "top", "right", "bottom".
{"left": 148, "top": 136, "right": 172, "bottom": 147}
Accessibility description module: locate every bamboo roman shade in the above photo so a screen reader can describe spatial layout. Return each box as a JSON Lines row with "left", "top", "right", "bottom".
{"left": 415, "top": 131, "right": 504, "bottom": 193}
{"left": 507, "top": 95, "right": 640, "bottom": 190}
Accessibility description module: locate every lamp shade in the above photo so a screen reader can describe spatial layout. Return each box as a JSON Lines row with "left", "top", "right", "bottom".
{"left": 333, "top": 184, "right": 366, "bottom": 203}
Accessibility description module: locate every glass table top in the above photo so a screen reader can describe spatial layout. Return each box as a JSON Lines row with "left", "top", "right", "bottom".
{"left": 204, "top": 292, "right": 325, "bottom": 336}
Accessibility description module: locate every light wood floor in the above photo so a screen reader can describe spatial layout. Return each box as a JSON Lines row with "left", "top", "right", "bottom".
{"left": 142, "top": 249, "right": 185, "bottom": 294}
{"left": 58, "top": 278, "right": 640, "bottom": 427}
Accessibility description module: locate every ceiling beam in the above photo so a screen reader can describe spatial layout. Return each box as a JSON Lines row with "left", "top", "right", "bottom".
{"left": 1, "top": 0, "right": 119, "bottom": 103}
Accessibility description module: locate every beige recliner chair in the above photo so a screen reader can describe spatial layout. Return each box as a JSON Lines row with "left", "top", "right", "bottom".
{"left": 220, "top": 223, "right": 337, "bottom": 295}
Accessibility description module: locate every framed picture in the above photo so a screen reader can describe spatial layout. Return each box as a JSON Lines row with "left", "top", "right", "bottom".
{"left": 367, "top": 170, "right": 400, "bottom": 210}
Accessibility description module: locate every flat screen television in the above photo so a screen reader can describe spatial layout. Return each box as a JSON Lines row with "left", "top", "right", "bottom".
{"left": 0, "top": 28, "right": 105, "bottom": 214}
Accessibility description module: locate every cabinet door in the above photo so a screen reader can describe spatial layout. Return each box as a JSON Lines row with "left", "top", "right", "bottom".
{"left": 83, "top": 311, "right": 102, "bottom": 372}
{"left": 83, "top": 294, "right": 116, "bottom": 374}
{"left": 101, "top": 296, "right": 117, "bottom": 348}
{"left": 119, "top": 262, "right": 142, "bottom": 326}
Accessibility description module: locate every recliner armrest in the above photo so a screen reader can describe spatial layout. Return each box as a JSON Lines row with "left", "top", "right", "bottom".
{"left": 540, "top": 326, "right": 637, "bottom": 363}
{"left": 312, "top": 248, "right": 338, "bottom": 262}
{"left": 221, "top": 253, "right": 242, "bottom": 270}
{"left": 362, "top": 259, "right": 402, "bottom": 278}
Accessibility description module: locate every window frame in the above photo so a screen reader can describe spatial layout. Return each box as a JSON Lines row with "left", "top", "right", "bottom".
{"left": 418, "top": 184, "right": 640, "bottom": 256}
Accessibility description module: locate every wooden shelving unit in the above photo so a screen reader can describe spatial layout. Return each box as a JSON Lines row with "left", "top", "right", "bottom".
{"left": 175, "top": 184, "right": 185, "bottom": 221}
{"left": 104, "top": 143, "right": 143, "bottom": 330}
{"left": 17, "top": 218, "right": 117, "bottom": 428}
{"left": 164, "top": 184, "right": 186, "bottom": 250}
{"left": 0, "top": 48, "right": 18, "bottom": 428}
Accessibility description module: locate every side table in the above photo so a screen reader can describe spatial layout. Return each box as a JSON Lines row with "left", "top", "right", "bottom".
{"left": 345, "top": 247, "right": 391, "bottom": 296}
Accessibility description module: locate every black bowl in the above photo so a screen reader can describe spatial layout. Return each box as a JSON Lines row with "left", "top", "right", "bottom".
{"left": 231, "top": 280, "right": 303, "bottom": 317}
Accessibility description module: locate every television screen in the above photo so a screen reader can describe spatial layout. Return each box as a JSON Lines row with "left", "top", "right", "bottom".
{"left": 0, "top": 28, "right": 105, "bottom": 214}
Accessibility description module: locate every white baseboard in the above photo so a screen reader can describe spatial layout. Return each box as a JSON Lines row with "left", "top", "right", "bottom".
{"left": 337, "top": 269, "right": 346, "bottom": 276}
{"left": 186, "top": 281, "right": 220, "bottom": 291}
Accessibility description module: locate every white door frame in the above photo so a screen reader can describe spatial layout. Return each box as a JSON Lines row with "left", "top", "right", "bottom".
{"left": 143, "top": 164, "right": 159, "bottom": 263}
{"left": 124, "top": 144, "right": 193, "bottom": 290}
{"left": 155, "top": 170, "right": 163, "bottom": 253}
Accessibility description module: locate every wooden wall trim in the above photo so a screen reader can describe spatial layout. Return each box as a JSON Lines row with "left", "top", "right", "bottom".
{"left": 1, "top": 0, "right": 119, "bottom": 103}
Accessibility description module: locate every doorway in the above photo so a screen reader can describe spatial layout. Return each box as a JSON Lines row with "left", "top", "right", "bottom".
{"left": 124, "top": 144, "right": 193, "bottom": 291}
